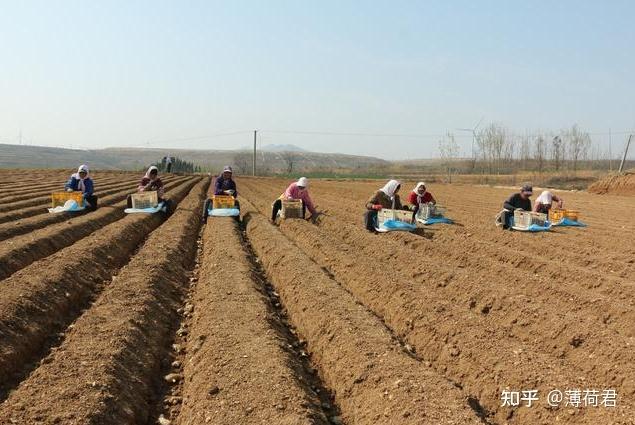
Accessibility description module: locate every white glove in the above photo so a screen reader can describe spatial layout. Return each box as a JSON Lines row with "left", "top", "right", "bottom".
{"left": 66, "top": 188, "right": 73, "bottom": 192}
{"left": 224, "top": 190, "right": 235, "bottom": 195}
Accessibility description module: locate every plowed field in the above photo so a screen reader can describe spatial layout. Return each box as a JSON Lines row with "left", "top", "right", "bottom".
{"left": 0, "top": 170, "right": 633, "bottom": 424}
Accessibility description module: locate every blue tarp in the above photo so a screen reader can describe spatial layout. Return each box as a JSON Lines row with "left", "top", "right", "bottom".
{"left": 124, "top": 201, "right": 166, "bottom": 214}
{"left": 526, "top": 223, "right": 552, "bottom": 232}
{"left": 209, "top": 208, "right": 240, "bottom": 217}
{"left": 378, "top": 219, "right": 417, "bottom": 232}
{"left": 553, "top": 217, "right": 587, "bottom": 227}
{"left": 48, "top": 199, "right": 85, "bottom": 214}
{"left": 509, "top": 216, "right": 552, "bottom": 232}
{"left": 420, "top": 217, "right": 453, "bottom": 225}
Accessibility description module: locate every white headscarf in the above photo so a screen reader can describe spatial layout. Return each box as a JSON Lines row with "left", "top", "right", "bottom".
{"left": 380, "top": 179, "right": 401, "bottom": 200}
{"left": 71, "top": 164, "right": 89, "bottom": 192}
{"left": 145, "top": 166, "right": 159, "bottom": 179}
{"left": 297, "top": 177, "right": 309, "bottom": 188}
{"left": 413, "top": 182, "right": 427, "bottom": 204}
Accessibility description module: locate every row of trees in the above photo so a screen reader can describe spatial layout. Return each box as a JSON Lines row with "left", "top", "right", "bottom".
{"left": 154, "top": 156, "right": 202, "bottom": 173}
{"left": 439, "top": 124, "right": 604, "bottom": 177}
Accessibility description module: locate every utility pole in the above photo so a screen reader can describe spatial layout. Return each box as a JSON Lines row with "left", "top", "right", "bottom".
{"left": 609, "top": 128, "right": 612, "bottom": 172}
{"left": 618, "top": 134, "right": 632, "bottom": 173}
{"left": 252, "top": 130, "right": 257, "bottom": 176}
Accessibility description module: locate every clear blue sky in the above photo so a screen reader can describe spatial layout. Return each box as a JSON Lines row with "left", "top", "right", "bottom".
{"left": 0, "top": 0, "right": 633, "bottom": 159}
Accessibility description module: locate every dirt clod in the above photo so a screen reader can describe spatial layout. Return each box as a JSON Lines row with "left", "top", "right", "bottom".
{"left": 164, "top": 373, "right": 183, "bottom": 383}
{"left": 157, "top": 414, "right": 171, "bottom": 425}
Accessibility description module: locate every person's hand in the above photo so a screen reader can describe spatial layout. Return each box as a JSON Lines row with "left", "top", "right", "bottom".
{"left": 66, "top": 188, "right": 73, "bottom": 192}
{"left": 287, "top": 197, "right": 294, "bottom": 201}
{"left": 307, "top": 211, "right": 323, "bottom": 224}
{"left": 372, "top": 204, "right": 383, "bottom": 211}
{"left": 224, "top": 189, "right": 235, "bottom": 195}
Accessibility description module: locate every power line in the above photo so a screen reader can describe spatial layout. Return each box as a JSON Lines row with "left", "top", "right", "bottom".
{"left": 148, "top": 130, "right": 252, "bottom": 145}
{"left": 261, "top": 129, "right": 635, "bottom": 139}
{"left": 262, "top": 130, "right": 448, "bottom": 138}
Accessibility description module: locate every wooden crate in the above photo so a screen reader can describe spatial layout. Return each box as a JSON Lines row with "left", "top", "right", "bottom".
{"left": 51, "top": 191, "right": 83, "bottom": 208}
{"left": 514, "top": 210, "right": 548, "bottom": 228}
{"left": 378, "top": 208, "right": 414, "bottom": 226}
{"left": 281, "top": 199, "right": 304, "bottom": 219}
{"left": 131, "top": 191, "right": 158, "bottom": 209}
{"left": 212, "top": 195, "right": 235, "bottom": 209}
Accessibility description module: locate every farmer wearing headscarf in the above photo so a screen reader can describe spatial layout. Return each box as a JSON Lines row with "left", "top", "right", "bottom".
{"left": 363, "top": 179, "right": 404, "bottom": 231}
{"left": 203, "top": 165, "right": 240, "bottom": 223}
{"left": 64, "top": 164, "right": 98, "bottom": 211}
{"left": 533, "top": 190, "right": 564, "bottom": 214}
{"left": 406, "top": 182, "right": 436, "bottom": 212}
{"left": 271, "top": 177, "right": 317, "bottom": 222}
{"left": 139, "top": 166, "right": 165, "bottom": 198}
{"left": 126, "top": 165, "right": 172, "bottom": 214}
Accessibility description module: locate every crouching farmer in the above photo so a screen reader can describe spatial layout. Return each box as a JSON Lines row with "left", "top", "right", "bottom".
{"left": 271, "top": 177, "right": 317, "bottom": 222}
{"left": 127, "top": 166, "right": 173, "bottom": 215}
{"left": 499, "top": 184, "right": 533, "bottom": 229}
{"left": 363, "top": 179, "right": 403, "bottom": 232}
{"left": 203, "top": 166, "right": 240, "bottom": 223}
{"left": 65, "top": 164, "right": 98, "bottom": 211}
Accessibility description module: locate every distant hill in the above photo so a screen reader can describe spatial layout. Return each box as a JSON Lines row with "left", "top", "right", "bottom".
{"left": 0, "top": 144, "right": 389, "bottom": 174}
{"left": 238, "top": 144, "right": 307, "bottom": 152}
{"left": 261, "top": 144, "right": 307, "bottom": 152}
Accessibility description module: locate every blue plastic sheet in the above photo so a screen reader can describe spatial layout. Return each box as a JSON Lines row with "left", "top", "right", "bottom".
{"left": 124, "top": 201, "right": 166, "bottom": 214}
{"left": 209, "top": 208, "right": 240, "bottom": 217}
{"left": 379, "top": 219, "right": 417, "bottom": 232}
{"left": 48, "top": 200, "right": 85, "bottom": 213}
{"left": 525, "top": 223, "right": 552, "bottom": 232}
{"left": 420, "top": 217, "right": 453, "bottom": 225}
{"left": 553, "top": 217, "right": 587, "bottom": 227}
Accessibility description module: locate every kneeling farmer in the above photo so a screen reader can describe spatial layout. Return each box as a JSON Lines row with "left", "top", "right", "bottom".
{"left": 203, "top": 166, "right": 240, "bottom": 223}
{"left": 533, "top": 190, "right": 564, "bottom": 215}
{"left": 127, "top": 166, "right": 173, "bottom": 214}
{"left": 406, "top": 182, "right": 436, "bottom": 213}
{"left": 65, "top": 164, "right": 98, "bottom": 211}
{"left": 271, "top": 177, "right": 317, "bottom": 222}
{"left": 500, "top": 184, "right": 533, "bottom": 229}
{"left": 363, "top": 179, "right": 403, "bottom": 232}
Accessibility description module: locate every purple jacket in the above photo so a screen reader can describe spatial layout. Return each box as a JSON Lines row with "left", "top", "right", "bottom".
{"left": 214, "top": 175, "right": 237, "bottom": 197}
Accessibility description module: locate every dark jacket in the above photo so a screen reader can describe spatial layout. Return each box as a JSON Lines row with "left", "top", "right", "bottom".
{"left": 65, "top": 176, "right": 94, "bottom": 197}
{"left": 139, "top": 177, "right": 165, "bottom": 198}
{"left": 366, "top": 190, "right": 402, "bottom": 210}
{"left": 214, "top": 176, "right": 238, "bottom": 197}
{"left": 504, "top": 193, "right": 531, "bottom": 211}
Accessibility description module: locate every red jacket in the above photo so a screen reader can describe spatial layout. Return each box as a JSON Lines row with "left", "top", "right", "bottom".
{"left": 407, "top": 191, "right": 434, "bottom": 206}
